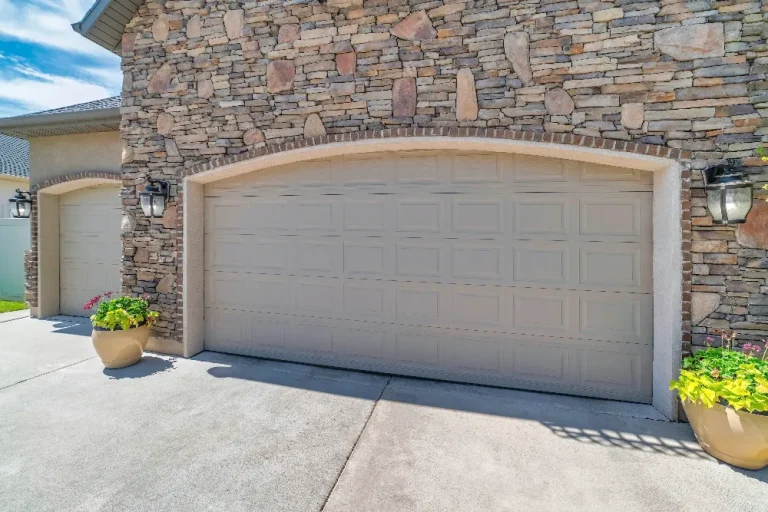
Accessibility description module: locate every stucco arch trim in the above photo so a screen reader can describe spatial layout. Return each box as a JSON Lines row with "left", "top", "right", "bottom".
{"left": 27, "top": 172, "right": 122, "bottom": 320}
{"left": 183, "top": 132, "right": 688, "bottom": 420}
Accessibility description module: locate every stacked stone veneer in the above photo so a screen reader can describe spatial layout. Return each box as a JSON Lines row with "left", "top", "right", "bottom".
{"left": 116, "top": 0, "right": 768, "bottom": 351}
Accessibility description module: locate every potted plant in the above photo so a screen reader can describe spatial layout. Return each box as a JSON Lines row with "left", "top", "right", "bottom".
{"left": 84, "top": 292, "right": 159, "bottom": 369}
{"left": 670, "top": 331, "right": 768, "bottom": 469}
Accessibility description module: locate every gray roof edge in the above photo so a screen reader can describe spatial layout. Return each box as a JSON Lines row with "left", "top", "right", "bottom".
{"left": 72, "top": 0, "right": 112, "bottom": 39}
{"left": 72, "top": 0, "right": 130, "bottom": 54}
{"left": 0, "top": 107, "right": 121, "bottom": 136}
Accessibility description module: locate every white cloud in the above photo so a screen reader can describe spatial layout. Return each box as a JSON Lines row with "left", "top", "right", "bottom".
{"left": 0, "top": 60, "right": 113, "bottom": 113}
{"left": 0, "top": 1, "right": 122, "bottom": 116}
{"left": 81, "top": 65, "right": 123, "bottom": 91}
{"left": 0, "top": 0, "right": 113, "bottom": 57}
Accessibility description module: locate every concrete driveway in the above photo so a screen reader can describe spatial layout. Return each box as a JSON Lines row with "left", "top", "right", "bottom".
{"left": 1, "top": 316, "right": 766, "bottom": 511}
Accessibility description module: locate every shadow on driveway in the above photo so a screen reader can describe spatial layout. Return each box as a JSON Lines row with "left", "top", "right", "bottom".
{"left": 103, "top": 355, "right": 176, "bottom": 379}
{"left": 48, "top": 316, "right": 92, "bottom": 337}
{"left": 197, "top": 351, "right": 768, "bottom": 484}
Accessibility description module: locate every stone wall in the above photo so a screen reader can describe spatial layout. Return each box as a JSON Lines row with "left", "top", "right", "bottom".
{"left": 120, "top": 0, "right": 767, "bottom": 349}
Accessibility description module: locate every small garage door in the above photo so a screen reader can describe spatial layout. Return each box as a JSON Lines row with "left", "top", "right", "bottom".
{"left": 204, "top": 151, "right": 654, "bottom": 402}
{"left": 59, "top": 186, "right": 121, "bottom": 316}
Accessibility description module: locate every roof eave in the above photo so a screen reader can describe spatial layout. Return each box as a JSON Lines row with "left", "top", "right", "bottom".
{"left": 72, "top": 0, "right": 142, "bottom": 55}
{"left": 0, "top": 108, "right": 121, "bottom": 139}
{"left": 0, "top": 174, "right": 29, "bottom": 183}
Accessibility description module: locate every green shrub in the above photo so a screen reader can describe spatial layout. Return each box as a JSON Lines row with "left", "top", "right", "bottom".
{"left": 670, "top": 332, "right": 768, "bottom": 413}
{"left": 85, "top": 293, "right": 159, "bottom": 331}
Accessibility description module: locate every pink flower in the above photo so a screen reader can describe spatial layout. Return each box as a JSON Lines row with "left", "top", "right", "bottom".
{"left": 83, "top": 294, "right": 104, "bottom": 310}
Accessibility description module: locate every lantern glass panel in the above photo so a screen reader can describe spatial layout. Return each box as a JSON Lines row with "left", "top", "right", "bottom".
{"left": 705, "top": 188, "right": 723, "bottom": 222}
{"left": 151, "top": 194, "right": 165, "bottom": 217}
{"left": 724, "top": 184, "right": 752, "bottom": 223}
{"left": 706, "top": 183, "right": 752, "bottom": 224}
{"left": 140, "top": 192, "right": 153, "bottom": 217}
{"left": 15, "top": 200, "right": 30, "bottom": 218}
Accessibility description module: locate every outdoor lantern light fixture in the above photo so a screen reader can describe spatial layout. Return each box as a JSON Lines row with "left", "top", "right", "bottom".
{"left": 139, "top": 179, "right": 170, "bottom": 218}
{"left": 702, "top": 159, "right": 753, "bottom": 225}
{"left": 8, "top": 189, "right": 32, "bottom": 219}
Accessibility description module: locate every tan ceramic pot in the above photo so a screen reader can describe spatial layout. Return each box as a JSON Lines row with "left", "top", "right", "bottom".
{"left": 683, "top": 400, "right": 768, "bottom": 470}
{"left": 91, "top": 324, "right": 150, "bottom": 369}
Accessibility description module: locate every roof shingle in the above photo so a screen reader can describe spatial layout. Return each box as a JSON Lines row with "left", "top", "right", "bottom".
{"left": 0, "top": 135, "right": 30, "bottom": 179}
{"left": 23, "top": 96, "right": 121, "bottom": 117}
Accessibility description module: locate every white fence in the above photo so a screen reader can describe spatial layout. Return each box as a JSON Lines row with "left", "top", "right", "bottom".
{"left": 0, "top": 218, "right": 29, "bottom": 301}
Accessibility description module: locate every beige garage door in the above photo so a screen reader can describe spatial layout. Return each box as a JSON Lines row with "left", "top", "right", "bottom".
{"left": 60, "top": 186, "right": 121, "bottom": 316}
{"left": 204, "top": 151, "right": 654, "bottom": 402}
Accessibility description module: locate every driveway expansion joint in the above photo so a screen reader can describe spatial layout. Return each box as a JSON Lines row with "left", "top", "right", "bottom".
{"left": 319, "top": 375, "right": 392, "bottom": 512}
{"left": 0, "top": 356, "right": 97, "bottom": 391}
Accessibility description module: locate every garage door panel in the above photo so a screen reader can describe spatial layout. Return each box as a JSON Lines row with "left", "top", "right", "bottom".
{"left": 208, "top": 152, "right": 653, "bottom": 194}
{"left": 395, "top": 241, "right": 445, "bottom": 278}
{"left": 206, "top": 272, "right": 651, "bottom": 344}
{"left": 204, "top": 151, "right": 654, "bottom": 403}
{"left": 451, "top": 198, "right": 504, "bottom": 234}
{"left": 579, "top": 195, "right": 652, "bottom": 239}
{"left": 59, "top": 186, "right": 121, "bottom": 316}
{"left": 207, "top": 235, "right": 649, "bottom": 293}
{"left": 296, "top": 279, "right": 343, "bottom": 314}
{"left": 343, "top": 241, "right": 392, "bottom": 277}
{"left": 513, "top": 197, "right": 569, "bottom": 236}
{"left": 508, "top": 154, "right": 570, "bottom": 183}
{"left": 203, "top": 310, "right": 653, "bottom": 402}
{"left": 396, "top": 199, "right": 443, "bottom": 232}
{"left": 579, "top": 243, "right": 651, "bottom": 292}
{"left": 579, "top": 297, "right": 652, "bottom": 344}
{"left": 452, "top": 153, "right": 502, "bottom": 184}
{"left": 332, "top": 155, "right": 394, "bottom": 185}
{"left": 451, "top": 243, "right": 504, "bottom": 280}
{"left": 343, "top": 282, "right": 394, "bottom": 318}
{"left": 580, "top": 164, "right": 654, "bottom": 185}
{"left": 394, "top": 153, "right": 443, "bottom": 184}
{"left": 579, "top": 347, "right": 648, "bottom": 396}
{"left": 287, "top": 321, "right": 336, "bottom": 354}
{"left": 513, "top": 294, "right": 569, "bottom": 334}
{"left": 204, "top": 190, "right": 651, "bottom": 243}
{"left": 296, "top": 239, "right": 343, "bottom": 274}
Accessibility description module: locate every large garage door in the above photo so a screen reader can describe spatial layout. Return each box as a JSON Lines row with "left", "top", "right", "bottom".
{"left": 204, "top": 151, "right": 654, "bottom": 402}
{"left": 60, "top": 186, "right": 121, "bottom": 316}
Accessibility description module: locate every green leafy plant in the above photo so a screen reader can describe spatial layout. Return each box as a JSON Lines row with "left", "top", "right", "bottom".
{"left": 670, "top": 332, "right": 768, "bottom": 413}
{"left": 84, "top": 292, "right": 159, "bottom": 331}
{"left": 758, "top": 148, "right": 768, "bottom": 200}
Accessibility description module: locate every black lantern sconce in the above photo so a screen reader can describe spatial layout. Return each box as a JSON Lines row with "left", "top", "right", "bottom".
{"left": 703, "top": 159, "right": 753, "bottom": 225}
{"left": 8, "top": 189, "right": 32, "bottom": 218}
{"left": 139, "top": 179, "right": 170, "bottom": 218}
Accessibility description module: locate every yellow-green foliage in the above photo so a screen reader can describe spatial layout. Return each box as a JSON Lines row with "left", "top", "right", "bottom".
{"left": 671, "top": 336, "right": 768, "bottom": 413}
{"left": 88, "top": 295, "right": 159, "bottom": 331}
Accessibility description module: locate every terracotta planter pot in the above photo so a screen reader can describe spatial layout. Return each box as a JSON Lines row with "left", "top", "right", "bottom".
{"left": 92, "top": 324, "right": 150, "bottom": 369}
{"left": 683, "top": 399, "right": 768, "bottom": 470}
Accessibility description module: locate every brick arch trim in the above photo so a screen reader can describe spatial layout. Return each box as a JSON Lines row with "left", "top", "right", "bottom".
{"left": 182, "top": 128, "right": 690, "bottom": 179}
{"left": 26, "top": 171, "right": 122, "bottom": 309}
{"left": 31, "top": 171, "right": 122, "bottom": 193}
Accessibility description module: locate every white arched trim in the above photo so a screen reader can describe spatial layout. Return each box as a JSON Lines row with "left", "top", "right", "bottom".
{"left": 35, "top": 176, "right": 121, "bottom": 319}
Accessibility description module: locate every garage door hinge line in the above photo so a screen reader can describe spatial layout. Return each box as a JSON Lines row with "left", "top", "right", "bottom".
{"left": 319, "top": 375, "right": 392, "bottom": 512}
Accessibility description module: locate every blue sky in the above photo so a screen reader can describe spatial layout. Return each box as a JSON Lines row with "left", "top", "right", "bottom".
{"left": 0, "top": 0, "right": 121, "bottom": 118}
